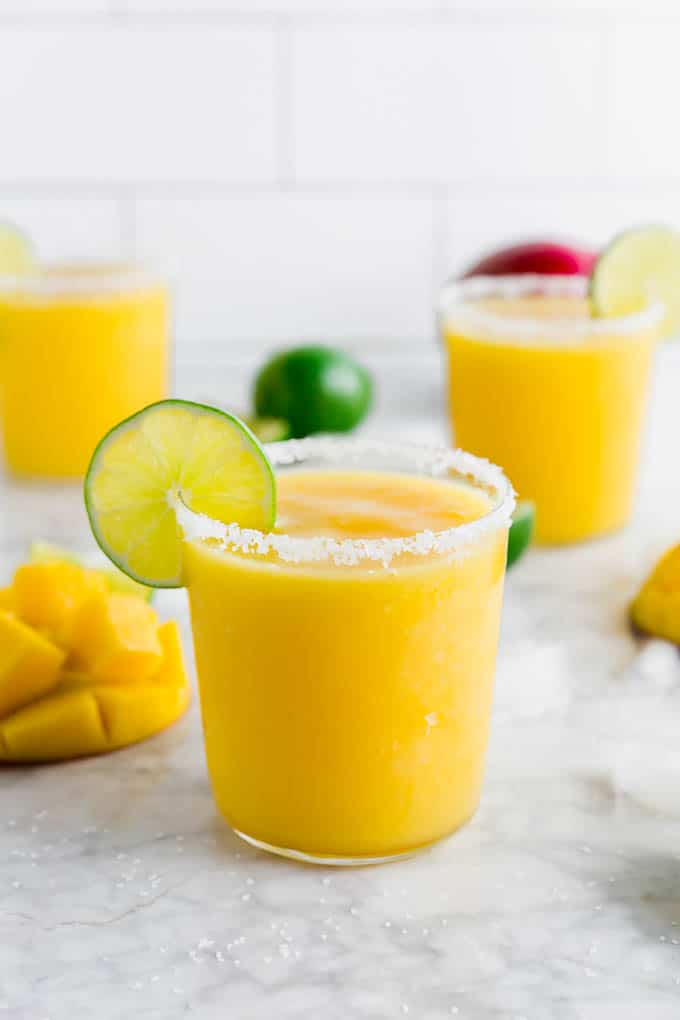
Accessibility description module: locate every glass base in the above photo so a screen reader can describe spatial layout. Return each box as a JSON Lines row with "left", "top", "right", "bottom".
{"left": 233, "top": 827, "right": 448, "bottom": 866}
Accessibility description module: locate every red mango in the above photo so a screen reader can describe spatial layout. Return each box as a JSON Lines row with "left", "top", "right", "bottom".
{"left": 463, "top": 241, "right": 596, "bottom": 279}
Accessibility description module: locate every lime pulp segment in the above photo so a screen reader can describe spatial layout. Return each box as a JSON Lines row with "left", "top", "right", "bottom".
{"left": 85, "top": 400, "right": 276, "bottom": 588}
{"left": 590, "top": 225, "right": 680, "bottom": 339}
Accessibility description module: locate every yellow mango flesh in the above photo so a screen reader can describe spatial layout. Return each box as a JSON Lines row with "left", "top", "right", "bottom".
{"left": 0, "top": 689, "right": 107, "bottom": 761}
{"left": 0, "top": 553, "right": 189, "bottom": 762}
{"left": 154, "top": 621, "right": 186, "bottom": 684}
{"left": 0, "top": 620, "right": 190, "bottom": 762}
{"left": 631, "top": 544, "right": 680, "bottom": 643}
{"left": 70, "top": 593, "right": 163, "bottom": 682}
{"left": 12, "top": 562, "right": 107, "bottom": 648}
{"left": 0, "top": 611, "right": 65, "bottom": 719}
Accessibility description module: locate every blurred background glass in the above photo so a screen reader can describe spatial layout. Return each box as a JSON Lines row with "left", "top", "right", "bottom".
{"left": 0, "top": 2, "right": 675, "bottom": 356}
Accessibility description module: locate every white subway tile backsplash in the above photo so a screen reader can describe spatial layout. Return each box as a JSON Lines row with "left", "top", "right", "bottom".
{"left": 610, "top": 23, "right": 680, "bottom": 178}
{"left": 0, "top": 197, "right": 122, "bottom": 258}
{"left": 0, "top": 8, "right": 677, "bottom": 348}
{"left": 292, "top": 24, "right": 604, "bottom": 184}
{"left": 107, "top": 0, "right": 680, "bottom": 12}
{"left": 442, "top": 190, "right": 680, "bottom": 280}
{"left": 0, "top": 27, "right": 276, "bottom": 183}
{"left": 135, "top": 195, "right": 435, "bottom": 345}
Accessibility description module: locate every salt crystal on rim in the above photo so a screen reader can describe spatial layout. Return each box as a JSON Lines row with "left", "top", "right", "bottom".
{"left": 176, "top": 436, "right": 515, "bottom": 568}
{"left": 439, "top": 273, "right": 664, "bottom": 345}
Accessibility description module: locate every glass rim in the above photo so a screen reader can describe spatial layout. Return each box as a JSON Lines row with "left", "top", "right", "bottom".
{"left": 177, "top": 436, "right": 516, "bottom": 568}
{"left": 0, "top": 258, "right": 167, "bottom": 295}
{"left": 439, "top": 273, "right": 665, "bottom": 342}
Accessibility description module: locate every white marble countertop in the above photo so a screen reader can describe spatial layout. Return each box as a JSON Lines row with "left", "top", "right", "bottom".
{"left": 3, "top": 344, "right": 680, "bottom": 1020}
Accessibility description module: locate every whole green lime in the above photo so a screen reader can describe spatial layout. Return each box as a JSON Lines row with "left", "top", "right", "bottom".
{"left": 253, "top": 345, "right": 373, "bottom": 439}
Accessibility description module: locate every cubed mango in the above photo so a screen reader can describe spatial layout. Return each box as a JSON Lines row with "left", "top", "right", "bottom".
{"left": 0, "top": 587, "right": 14, "bottom": 612}
{"left": 12, "top": 562, "right": 107, "bottom": 648}
{"left": 0, "top": 689, "right": 106, "bottom": 762}
{"left": 153, "top": 621, "right": 189, "bottom": 686}
{"left": 0, "top": 611, "right": 65, "bottom": 719}
{"left": 631, "top": 544, "right": 680, "bottom": 643}
{"left": 70, "top": 593, "right": 162, "bottom": 682}
{"left": 0, "top": 617, "right": 191, "bottom": 761}
{"left": 96, "top": 681, "right": 190, "bottom": 750}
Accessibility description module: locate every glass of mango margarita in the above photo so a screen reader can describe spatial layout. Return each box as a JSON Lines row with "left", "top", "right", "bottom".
{"left": 180, "top": 437, "right": 514, "bottom": 864}
{"left": 441, "top": 275, "right": 663, "bottom": 544}
{"left": 0, "top": 262, "right": 169, "bottom": 479}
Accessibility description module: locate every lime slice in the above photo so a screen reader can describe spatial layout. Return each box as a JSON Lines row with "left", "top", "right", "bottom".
{"left": 0, "top": 222, "right": 36, "bottom": 275}
{"left": 29, "top": 540, "right": 153, "bottom": 602}
{"left": 507, "top": 501, "right": 535, "bottom": 569}
{"left": 244, "top": 416, "right": 291, "bottom": 443}
{"left": 84, "top": 400, "right": 276, "bottom": 588}
{"left": 590, "top": 226, "right": 680, "bottom": 339}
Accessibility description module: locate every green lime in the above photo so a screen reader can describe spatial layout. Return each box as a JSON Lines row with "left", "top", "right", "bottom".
{"left": 29, "top": 540, "right": 154, "bottom": 602}
{"left": 84, "top": 400, "right": 275, "bottom": 588}
{"left": 253, "top": 345, "right": 373, "bottom": 439}
{"left": 590, "top": 225, "right": 680, "bottom": 339}
{"left": 507, "top": 501, "right": 535, "bottom": 568}
{"left": 244, "top": 416, "right": 291, "bottom": 443}
{"left": 0, "top": 222, "right": 36, "bottom": 276}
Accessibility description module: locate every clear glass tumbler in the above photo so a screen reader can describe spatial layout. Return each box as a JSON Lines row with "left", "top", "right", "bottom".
{"left": 181, "top": 437, "right": 514, "bottom": 865}
{"left": 0, "top": 261, "right": 169, "bottom": 479}
{"left": 441, "top": 274, "right": 663, "bottom": 544}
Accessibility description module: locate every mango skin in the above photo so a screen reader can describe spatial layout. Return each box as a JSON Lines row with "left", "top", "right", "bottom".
{"left": 0, "top": 621, "right": 191, "bottom": 763}
{"left": 631, "top": 545, "right": 680, "bottom": 644}
{"left": 0, "top": 611, "right": 65, "bottom": 719}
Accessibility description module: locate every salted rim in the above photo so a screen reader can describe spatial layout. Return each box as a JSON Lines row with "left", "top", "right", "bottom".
{"left": 439, "top": 274, "right": 665, "bottom": 343}
{"left": 176, "top": 436, "right": 516, "bottom": 568}
{"left": 0, "top": 259, "right": 166, "bottom": 296}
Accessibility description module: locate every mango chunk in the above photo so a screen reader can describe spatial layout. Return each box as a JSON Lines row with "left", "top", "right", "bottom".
{"left": 12, "top": 562, "right": 107, "bottom": 648}
{"left": 153, "top": 621, "right": 189, "bottom": 686}
{"left": 70, "top": 593, "right": 162, "bottom": 682}
{"left": 0, "top": 587, "right": 14, "bottom": 612}
{"left": 0, "top": 689, "right": 106, "bottom": 762}
{"left": 631, "top": 545, "right": 680, "bottom": 643}
{"left": 96, "top": 681, "right": 190, "bottom": 750}
{"left": 0, "top": 611, "right": 65, "bottom": 719}
{"left": 0, "top": 680, "right": 190, "bottom": 762}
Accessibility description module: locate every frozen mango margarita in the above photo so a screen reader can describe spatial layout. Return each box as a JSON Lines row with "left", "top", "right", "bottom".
{"left": 180, "top": 440, "right": 513, "bottom": 863}
{"left": 441, "top": 275, "right": 663, "bottom": 544}
{"left": 84, "top": 403, "right": 514, "bottom": 864}
{"left": 0, "top": 262, "right": 169, "bottom": 479}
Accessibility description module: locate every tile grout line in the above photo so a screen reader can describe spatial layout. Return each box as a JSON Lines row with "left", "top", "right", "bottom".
{"left": 3, "top": 179, "right": 680, "bottom": 198}
{"left": 0, "top": 9, "right": 673, "bottom": 29}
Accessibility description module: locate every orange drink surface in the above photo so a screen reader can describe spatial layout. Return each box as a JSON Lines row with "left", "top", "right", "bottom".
{"left": 0, "top": 263, "right": 169, "bottom": 479}
{"left": 184, "top": 442, "right": 512, "bottom": 864}
{"left": 442, "top": 277, "right": 661, "bottom": 544}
